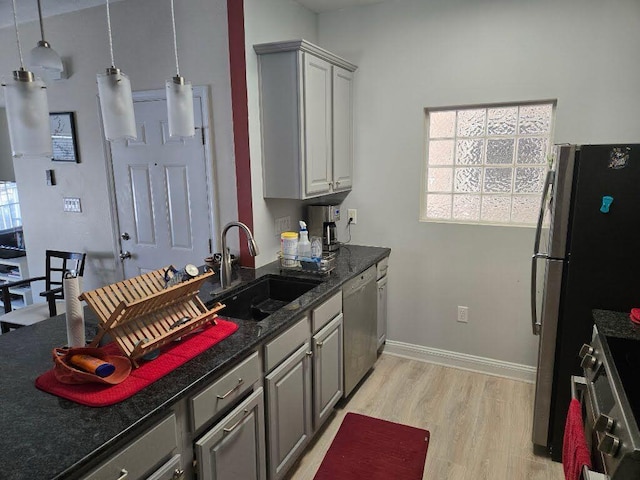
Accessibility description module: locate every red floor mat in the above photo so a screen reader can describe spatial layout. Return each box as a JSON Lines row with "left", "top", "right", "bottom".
{"left": 314, "top": 413, "right": 430, "bottom": 480}
{"left": 35, "top": 319, "right": 238, "bottom": 407}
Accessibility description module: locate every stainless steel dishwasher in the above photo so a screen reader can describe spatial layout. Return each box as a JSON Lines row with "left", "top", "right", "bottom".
{"left": 343, "top": 265, "right": 378, "bottom": 397}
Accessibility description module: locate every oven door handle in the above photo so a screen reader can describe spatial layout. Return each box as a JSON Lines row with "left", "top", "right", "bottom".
{"left": 571, "top": 376, "right": 611, "bottom": 480}
{"left": 582, "top": 465, "right": 609, "bottom": 480}
{"left": 570, "top": 375, "right": 586, "bottom": 401}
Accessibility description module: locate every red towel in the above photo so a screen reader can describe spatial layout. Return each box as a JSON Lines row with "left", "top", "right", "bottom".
{"left": 563, "top": 398, "right": 592, "bottom": 480}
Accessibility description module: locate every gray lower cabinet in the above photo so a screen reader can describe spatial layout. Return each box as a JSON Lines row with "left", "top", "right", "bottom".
{"left": 265, "top": 342, "right": 313, "bottom": 480}
{"left": 194, "top": 388, "right": 266, "bottom": 480}
{"left": 146, "top": 454, "right": 184, "bottom": 480}
{"left": 312, "top": 313, "right": 343, "bottom": 429}
{"left": 82, "top": 414, "right": 179, "bottom": 480}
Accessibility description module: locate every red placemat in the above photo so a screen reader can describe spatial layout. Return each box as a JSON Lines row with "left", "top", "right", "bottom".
{"left": 35, "top": 319, "right": 238, "bottom": 407}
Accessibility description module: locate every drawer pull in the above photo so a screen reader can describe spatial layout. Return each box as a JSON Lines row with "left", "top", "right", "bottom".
{"left": 223, "top": 409, "right": 250, "bottom": 434}
{"left": 117, "top": 469, "right": 129, "bottom": 480}
{"left": 216, "top": 378, "right": 244, "bottom": 399}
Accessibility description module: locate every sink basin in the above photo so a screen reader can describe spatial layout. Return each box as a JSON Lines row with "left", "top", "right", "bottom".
{"left": 217, "top": 276, "right": 321, "bottom": 321}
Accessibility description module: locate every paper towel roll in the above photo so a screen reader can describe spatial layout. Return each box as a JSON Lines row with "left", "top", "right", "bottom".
{"left": 64, "top": 275, "right": 85, "bottom": 347}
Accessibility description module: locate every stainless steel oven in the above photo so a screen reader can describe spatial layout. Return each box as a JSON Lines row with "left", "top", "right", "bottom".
{"left": 573, "top": 326, "right": 640, "bottom": 479}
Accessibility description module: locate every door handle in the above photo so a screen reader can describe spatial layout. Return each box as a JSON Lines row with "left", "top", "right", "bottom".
{"left": 530, "top": 170, "right": 554, "bottom": 336}
{"left": 120, "top": 232, "right": 130, "bottom": 240}
{"left": 119, "top": 251, "right": 132, "bottom": 261}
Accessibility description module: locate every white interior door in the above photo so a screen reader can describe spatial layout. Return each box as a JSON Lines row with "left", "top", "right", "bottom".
{"left": 110, "top": 94, "right": 212, "bottom": 278}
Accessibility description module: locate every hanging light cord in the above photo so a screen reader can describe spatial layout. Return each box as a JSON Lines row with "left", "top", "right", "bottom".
{"left": 170, "top": 0, "right": 180, "bottom": 76}
{"left": 37, "top": 0, "right": 46, "bottom": 42}
{"left": 106, "top": 0, "right": 115, "bottom": 67}
{"left": 10, "top": 0, "right": 25, "bottom": 69}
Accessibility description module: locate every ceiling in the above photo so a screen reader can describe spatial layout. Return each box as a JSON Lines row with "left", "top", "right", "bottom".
{"left": 0, "top": 0, "right": 385, "bottom": 29}
{"left": 294, "top": 0, "right": 384, "bottom": 13}
{"left": 0, "top": 0, "right": 124, "bottom": 29}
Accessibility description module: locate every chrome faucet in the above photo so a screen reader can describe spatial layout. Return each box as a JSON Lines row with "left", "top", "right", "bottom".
{"left": 220, "top": 221, "right": 259, "bottom": 289}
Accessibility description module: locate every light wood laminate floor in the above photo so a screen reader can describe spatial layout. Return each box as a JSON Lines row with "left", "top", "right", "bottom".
{"left": 287, "top": 353, "right": 564, "bottom": 480}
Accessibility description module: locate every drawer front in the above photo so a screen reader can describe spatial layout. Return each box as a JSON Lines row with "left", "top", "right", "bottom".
{"left": 311, "top": 291, "right": 342, "bottom": 333}
{"left": 83, "top": 414, "right": 178, "bottom": 480}
{"left": 191, "top": 351, "right": 261, "bottom": 432}
{"left": 377, "top": 257, "right": 389, "bottom": 279}
{"left": 265, "top": 316, "right": 310, "bottom": 372}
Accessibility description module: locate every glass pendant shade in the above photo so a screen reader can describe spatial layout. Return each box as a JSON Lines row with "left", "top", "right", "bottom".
{"left": 97, "top": 69, "right": 137, "bottom": 141}
{"left": 166, "top": 78, "right": 195, "bottom": 138}
{"left": 2, "top": 74, "right": 53, "bottom": 158}
{"left": 29, "top": 41, "right": 63, "bottom": 73}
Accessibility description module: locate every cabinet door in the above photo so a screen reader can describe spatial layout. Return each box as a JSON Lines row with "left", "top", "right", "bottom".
{"left": 377, "top": 276, "right": 388, "bottom": 349}
{"left": 195, "top": 388, "right": 266, "bottom": 480}
{"left": 313, "top": 313, "right": 343, "bottom": 429}
{"left": 303, "top": 53, "right": 333, "bottom": 197}
{"left": 265, "top": 342, "right": 313, "bottom": 480}
{"left": 332, "top": 66, "right": 353, "bottom": 192}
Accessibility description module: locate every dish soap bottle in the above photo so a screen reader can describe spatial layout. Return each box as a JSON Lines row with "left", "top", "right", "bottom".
{"left": 297, "top": 221, "right": 312, "bottom": 262}
{"left": 311, "top": 237, "right": 322, "bottom": 260}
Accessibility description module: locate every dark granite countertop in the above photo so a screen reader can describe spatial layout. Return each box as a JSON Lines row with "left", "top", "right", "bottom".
{"left": 593, "top": 309, "right": 640, "bottom": 342}
{"left": 0, "top": 244, "right": 389, "bottom": 480}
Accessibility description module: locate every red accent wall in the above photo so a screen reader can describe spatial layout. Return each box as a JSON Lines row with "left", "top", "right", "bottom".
{"left": 227, "top": 0, "right": 254, "bottom": 268}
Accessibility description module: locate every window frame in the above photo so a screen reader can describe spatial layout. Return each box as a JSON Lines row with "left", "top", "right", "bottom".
{"left": 420, "top": 99, "right": 557, "bottom": 227}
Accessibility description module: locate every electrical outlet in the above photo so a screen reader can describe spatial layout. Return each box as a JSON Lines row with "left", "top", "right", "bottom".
{"left": 457, "top": 306, "right": 469, "bottom": 323}
{"left": 63, "top": 197, "right": 82, "bottom": 213}
{"left": 275, "top": 216, "right": 291, "bottom": 235}
{"left": 348, "top": 209, "right": 357, "bottom": 225}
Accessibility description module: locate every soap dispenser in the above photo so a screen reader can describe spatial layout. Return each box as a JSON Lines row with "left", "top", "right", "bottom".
{"left": 297, "top": 221, "right": 312, "bottom": 262}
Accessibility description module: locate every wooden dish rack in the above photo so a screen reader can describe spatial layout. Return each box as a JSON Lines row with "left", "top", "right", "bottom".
{"left": 80, "top": 266, "right": 225, "bottom": 367}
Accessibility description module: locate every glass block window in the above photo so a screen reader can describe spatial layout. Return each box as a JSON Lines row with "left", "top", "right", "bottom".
{"left": 0, "top": 182, "right": 22, "bottom": 231}
{"left": 422, "top": 101, "right": 554, "bottom": 226}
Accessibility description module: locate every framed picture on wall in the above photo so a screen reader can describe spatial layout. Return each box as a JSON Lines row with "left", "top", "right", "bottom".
{"left": 50, "top": 112, "right": 79, "bottom": 162}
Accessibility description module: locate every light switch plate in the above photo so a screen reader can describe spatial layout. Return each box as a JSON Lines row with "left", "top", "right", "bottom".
{"left": 63, "top": 197, "right": 82, "bottom": 213}
{"left": 348, "top": 209, "right": 357, "bottom": 224}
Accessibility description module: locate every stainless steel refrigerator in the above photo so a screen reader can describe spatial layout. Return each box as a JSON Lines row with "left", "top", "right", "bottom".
{"left": 531, "top": 144, "right": 640, "bottom": 460}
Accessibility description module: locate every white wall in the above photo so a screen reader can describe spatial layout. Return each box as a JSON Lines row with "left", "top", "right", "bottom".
{"left": 0, "top": 0, "right": 237, "bottom": 292}
{"left": 317, "top": 0, "right": 640, "bottom": 366}
{"left": 244, "top": 0, "right": 318, "bottom": 266}
{"left": 0, "top": 109, "right": 14, "bottom": 181}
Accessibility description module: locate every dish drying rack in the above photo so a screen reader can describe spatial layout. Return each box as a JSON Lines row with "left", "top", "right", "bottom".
{"left": 278, "top": 251, "right": 336, "bottom": 275}
{"left": 81, "top": 266, "right": 225, "bottom": 367}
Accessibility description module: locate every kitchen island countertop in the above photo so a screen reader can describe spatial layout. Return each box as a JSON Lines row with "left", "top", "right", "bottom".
{"left": 0, "top": 244, "right": 389, "bottom": 480}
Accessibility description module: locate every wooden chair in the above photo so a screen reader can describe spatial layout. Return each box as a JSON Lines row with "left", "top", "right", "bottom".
{"left": 0, "top": 250, "right": 86, "bottom": 333}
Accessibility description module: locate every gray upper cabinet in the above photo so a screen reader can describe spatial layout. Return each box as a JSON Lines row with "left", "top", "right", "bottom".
{"left": 255, "top": 40, "right": 357, "bottom": 200}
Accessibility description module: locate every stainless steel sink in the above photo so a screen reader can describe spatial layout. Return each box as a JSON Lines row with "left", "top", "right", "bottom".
{"left": 217, "top": 275, "right": 321, "bottom": 321}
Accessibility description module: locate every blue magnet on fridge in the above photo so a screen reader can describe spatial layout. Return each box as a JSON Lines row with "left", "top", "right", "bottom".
{"left": 600, "top": 196, "right": 613, "bottom": 213}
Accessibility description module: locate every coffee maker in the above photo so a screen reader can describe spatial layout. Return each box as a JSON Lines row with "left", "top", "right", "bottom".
{"left": 307, "top": 205, "right": 341, "bottom": 252}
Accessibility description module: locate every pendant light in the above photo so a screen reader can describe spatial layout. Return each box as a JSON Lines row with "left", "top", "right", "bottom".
{"left": 166, "top": 0, "right": 195, "bottom": 138}
{"left": 97, "top": 0, "right": 136, "bottom": 141}
{"left": 29, "top": 0, "right": 65, "bottom": 80}
{"left": 1, "top": 0, "right": 52, "bottom": 158}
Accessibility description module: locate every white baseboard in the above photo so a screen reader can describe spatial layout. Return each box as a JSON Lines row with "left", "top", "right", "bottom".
{"left": 383, "top": 340, "right": 536, "bottom": 383}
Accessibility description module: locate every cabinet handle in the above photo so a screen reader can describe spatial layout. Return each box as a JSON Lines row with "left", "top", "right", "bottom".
{"left": 116, "top": 469, "right": 129, "bottom": 480}
{"left": 306, "top": 351, "right": 313, "bottom": 356}
{"left": 216, "top": 378, "right": 244, "bottom": 399}
{"left": 172, "top": 468, "right": 185, "bottom": 480}
{"left": 335, "top": 180, "right": 340, "bottom": 187}
{"left": 316, "top": 341, "right": 324, "bottom": 347}
{"left": 223, "top": 408, "right": 250, "bottom": 434}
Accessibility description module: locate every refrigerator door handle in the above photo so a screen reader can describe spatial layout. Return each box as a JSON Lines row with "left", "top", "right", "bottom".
{"left": 531, "top": 170, "right": 555, "bottom": 335}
